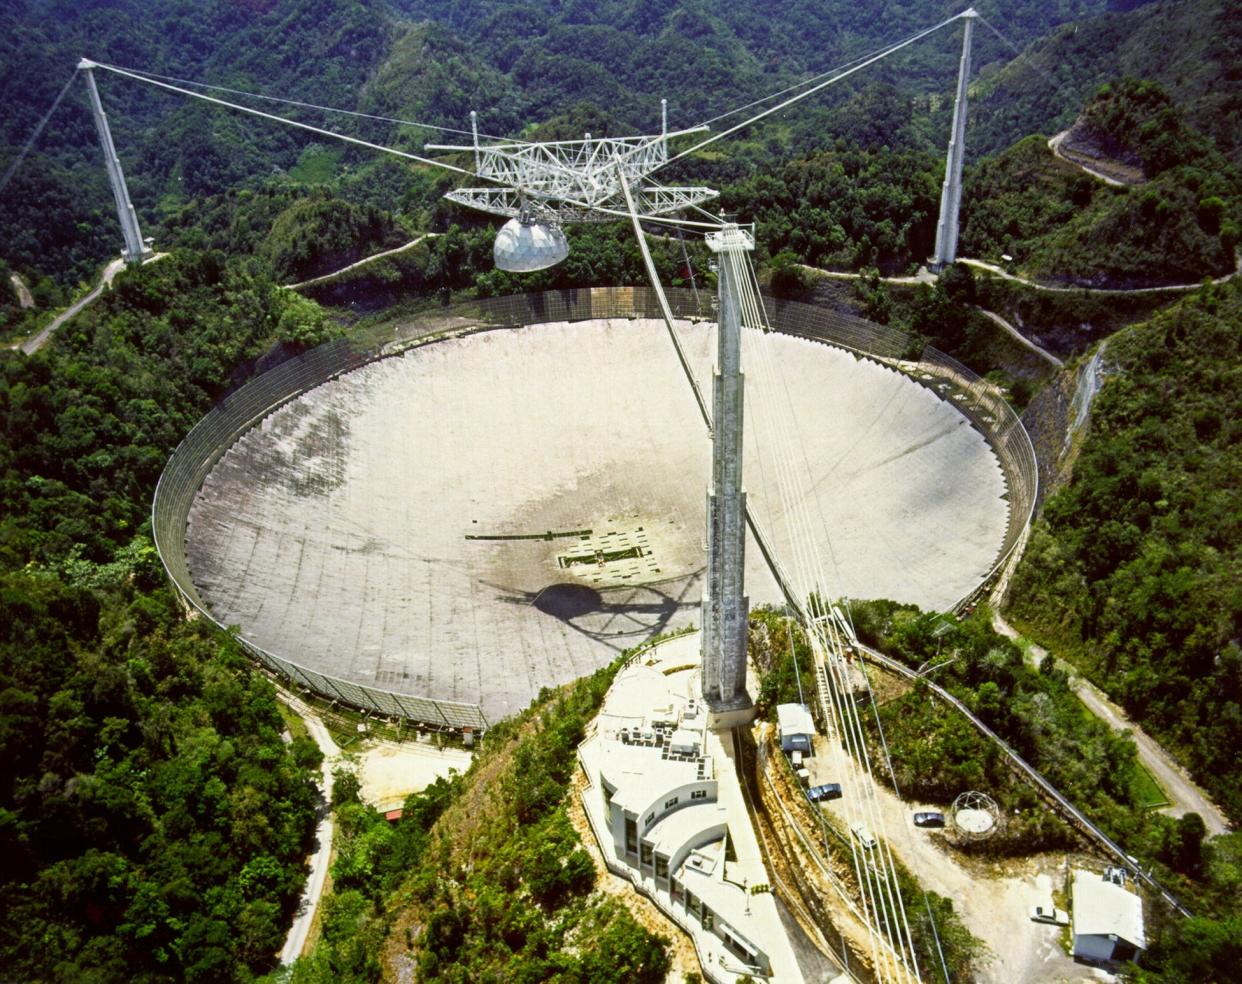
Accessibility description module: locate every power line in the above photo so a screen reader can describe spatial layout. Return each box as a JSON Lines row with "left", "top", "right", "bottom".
{"left": 87, "top": 60, "right": 477, "bottom": 176}
{"left": 692, "top": 16, "right": 973, "bottom": 131}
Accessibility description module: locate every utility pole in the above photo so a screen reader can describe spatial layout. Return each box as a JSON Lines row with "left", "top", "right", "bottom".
{"left": 931, "top": 9, "right": 977, "bottom": 271}
{"left": 78, "top": 59, "right": 151, "bottom": 266}
{"left": 701, "top": 224, "right": 755, "bottom": 728}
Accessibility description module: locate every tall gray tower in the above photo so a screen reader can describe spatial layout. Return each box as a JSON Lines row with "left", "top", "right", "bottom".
{"left": 79, "top": 59, "right": 151, "bottom": 266}
{"left": 931, "top": 8, "right": 977, "bottom": 270}
{"left": 701, "top": 224, "right": 755, "bottom": 726}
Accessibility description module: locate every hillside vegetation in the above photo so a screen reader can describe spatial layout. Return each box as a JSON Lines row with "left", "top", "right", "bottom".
{"left": 0, "top": 252, "right": 336, "bottom": 981}
{"left": 1006, "top": 278, "right": 1242, "bottom": 824}
{"left": 288, "top": 659, "right": 671, "bottom": 984}
{"left": 970, "top": 0, "right": 1242, "bottom": 164}
{"left": 0, "top": 0, "right": 1127, "bottom": 299}
{"left": 962, "top": 80, "right": 1240, "bottom": 287}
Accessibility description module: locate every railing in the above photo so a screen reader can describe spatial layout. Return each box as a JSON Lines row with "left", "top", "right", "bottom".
{"left": 152, "top": 287, "right": 1038, "bottom": 730}
{"left": 858, "top": 643, "right": 1190, "bottom": 917}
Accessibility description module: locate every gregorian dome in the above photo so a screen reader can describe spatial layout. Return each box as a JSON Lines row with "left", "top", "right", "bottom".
{"left": 493, "top": 216, "right": 570, "bottom": 272}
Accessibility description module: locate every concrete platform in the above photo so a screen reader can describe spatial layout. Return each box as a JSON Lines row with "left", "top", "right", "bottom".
{"left": 186, "top": 318, "right": 1008, "bottom": 722}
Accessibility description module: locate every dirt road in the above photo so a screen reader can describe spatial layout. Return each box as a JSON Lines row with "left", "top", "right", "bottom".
{"left": 805, "top": 732, "right": 1091, "bottom": 984}
{"left": 1048, "top": 131, "right": 1131, "bottom": 188}
{"left": 992, "top": 613, "right": 1230, "bottom": 837}
{"left": 283, "top": 232, "right": 439, "bottom": 290}
{"left": 975, "top": 307, "right": 1064, "bottom": 368}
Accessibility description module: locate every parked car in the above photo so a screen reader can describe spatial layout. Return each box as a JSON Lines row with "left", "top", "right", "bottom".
{"left": 849, "top": 821, "right": 877, "bottom": 849}
{"left": 1029, "top": 905, "right": 1069, "bottom": 926}
{"left": 807, "top": 783, "right": 842, "bottom": 802}
{"left": 913, "top": 811, "right": 946, "bottom": 828}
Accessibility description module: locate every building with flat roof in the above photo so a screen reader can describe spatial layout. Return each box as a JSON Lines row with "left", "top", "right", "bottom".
{"left": 578, "top": 632, "right": 806, "bottom": 982}
{"left": 1071, "top": 868, "right": 1146, "bottom": 963}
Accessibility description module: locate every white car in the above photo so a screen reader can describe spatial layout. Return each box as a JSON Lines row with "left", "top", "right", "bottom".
{"left": 849, "top": 821, "right": 878, "bottom": 850}
{"left": 1030, "top": 904, "right": 1069, "bottom": 926}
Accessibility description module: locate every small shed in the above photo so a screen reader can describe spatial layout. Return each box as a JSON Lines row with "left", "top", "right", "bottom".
{"left": 776, "top": 703, "right": 815, "bottom": 753}
{"left": 1071, "top": 868, "right": 1146, "bottom": 963}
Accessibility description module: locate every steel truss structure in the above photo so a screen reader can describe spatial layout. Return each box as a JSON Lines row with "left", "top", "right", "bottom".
{"left": 426, "top": 107, "right": 717, "bottom": 223}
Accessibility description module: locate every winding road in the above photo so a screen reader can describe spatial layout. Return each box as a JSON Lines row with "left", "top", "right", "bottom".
{"left": 1047, "top": 130, "right": 1131, "bottom": 188}
{"left": 958, "top": 254, "right": 1242, "bottom": 296}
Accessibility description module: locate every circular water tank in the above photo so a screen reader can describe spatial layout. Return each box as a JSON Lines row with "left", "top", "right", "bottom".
{"left": 494, "top": 217, "right": 569, "bottom": 272}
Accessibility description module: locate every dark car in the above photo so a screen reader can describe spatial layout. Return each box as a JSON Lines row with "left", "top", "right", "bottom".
{"left": 913, "top": 811, "right": 946, "bottom": 828}
{"left": 807, "top": 783, "right": 843, "bottom": 802}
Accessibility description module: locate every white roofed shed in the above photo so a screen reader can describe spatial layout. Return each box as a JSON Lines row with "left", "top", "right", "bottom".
{"left": 776, "top": 702, "right": 815, "bottom": 753}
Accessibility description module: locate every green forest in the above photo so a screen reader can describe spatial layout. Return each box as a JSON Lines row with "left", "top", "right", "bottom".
{"left": 0, "top": 252, "right": 336, "bottom": 979}
{"left": 1007, "top": 279, "right": 1242, "bottom": 823}
{"left": 295, "top": 663, "right": 671, "bottom": 984}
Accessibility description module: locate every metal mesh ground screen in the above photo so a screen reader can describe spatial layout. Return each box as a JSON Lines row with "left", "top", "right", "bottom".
{"left": 181, "top": 314, "right": 1009, "bottom": 724}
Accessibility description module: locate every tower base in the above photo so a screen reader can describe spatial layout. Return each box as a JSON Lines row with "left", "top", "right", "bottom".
{"left": 706, "top": 702, "right": 756, "bottom": 731}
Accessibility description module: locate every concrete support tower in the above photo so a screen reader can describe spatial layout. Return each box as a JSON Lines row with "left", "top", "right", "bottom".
{"left": 701, "top": 225, "right": 755, "bottom": 725}
{"left": 79, "top": 60, "right": 150, "bottom": 266}
{"left": 931, "top": 8, "right": 977, "bottom": 270}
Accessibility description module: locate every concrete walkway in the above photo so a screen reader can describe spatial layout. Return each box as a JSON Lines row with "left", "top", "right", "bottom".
{"left": 991, "top": 612, "right": 1230, "bottom": 837}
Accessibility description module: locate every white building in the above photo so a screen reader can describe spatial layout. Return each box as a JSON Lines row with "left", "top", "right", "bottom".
{"left": 776, "top": 702, "right": 815, "bottom": 754}
{"left": 578, "top": 633, "right": 804, "bottom": 982}
{"left": 1070, "top": 868, "right": 1146, "bottom": 963}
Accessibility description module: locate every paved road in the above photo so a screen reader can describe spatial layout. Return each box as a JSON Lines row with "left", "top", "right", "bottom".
{"left": 974, "top": 306, "right": 1064, "bottom": 369}
{"left": 284, "top": 233, "right": 439, "bottom": 290}
{"left": 958, "top": 253, "right": 1242, "bottom": 296}
{"left": 1048, "top": 130, "right": 1130, "bottom": 188}
{"left": 992, "top": 613, "right": 1229, "bottom": 837}
{"left": 278, "top": 694, "right": 341, "bottom": 967}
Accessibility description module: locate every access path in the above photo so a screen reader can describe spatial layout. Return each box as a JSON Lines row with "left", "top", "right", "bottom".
{"left": 1047, "top": 130, "right": 1131, "bottom": 188}
{"left": 18, "top": 257, "right": 125, "bottom": 355}
{"left": 992, "top": 613, "right": 1230, "bottom": 837}
{"left": 283, "top": 232, "right": 439, "bottom": 290}
{"left": 277, "top": 693, "right": 340, "bottom": 967}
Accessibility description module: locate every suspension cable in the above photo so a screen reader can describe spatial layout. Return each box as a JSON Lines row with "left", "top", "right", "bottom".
{"left": 0, "top": 69, "right": 80, "bottom": 197}
{"left": 654, "top": 12, "right": 963, "bottom": 174}
{"left": 95, "top": 61, "right": 517, "bottom": 140}
{"left": 693, "top": 16, "right": 969, "bottom": 131}
{"left": 87, "top": 61, "right": 477, "bottom": 176}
